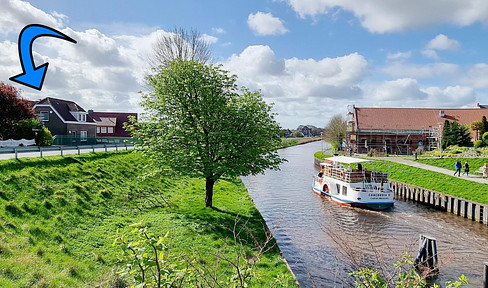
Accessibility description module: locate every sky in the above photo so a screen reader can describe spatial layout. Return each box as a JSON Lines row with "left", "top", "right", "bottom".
{"left": 1, "top": 0, "right": 488, "bottom": 129}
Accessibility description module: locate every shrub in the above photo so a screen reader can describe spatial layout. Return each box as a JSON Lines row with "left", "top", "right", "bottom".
{"left": 483, "top": 132, "right": 488, "bottom": 145}
{"left": 474, "top": 140, "right": 483, "bottom": 148}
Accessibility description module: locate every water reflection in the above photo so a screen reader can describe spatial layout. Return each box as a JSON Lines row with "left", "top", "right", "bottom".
{"left": 241, "top": 141, "right": 488, "bottom": 287}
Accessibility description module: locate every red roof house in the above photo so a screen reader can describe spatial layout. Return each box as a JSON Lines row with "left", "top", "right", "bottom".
{"left": 88, "top": 111, "right": 137, "bottom": 138}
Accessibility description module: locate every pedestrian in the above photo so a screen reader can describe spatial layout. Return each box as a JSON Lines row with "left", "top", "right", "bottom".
{"left": 462, "top": 161, "right": 469, "bottom": 176}
{"left": 482, "top": 163, "right": 488, "bottom": 179}
{"left": 454, "top": 160, "right": 462, "bottom": 177}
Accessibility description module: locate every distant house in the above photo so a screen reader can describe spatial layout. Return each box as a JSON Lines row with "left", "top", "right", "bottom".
{"left": 34, "top": 97, "right": 97, "bottom": 144}
{"left": 301, "top": 126, "right": 312, "bottom": 137}
{"left": 348, "top": 104, "right": 488, "bottom": 155}
{"left": 88, "top": 111, "right": 137, "bottom": 139}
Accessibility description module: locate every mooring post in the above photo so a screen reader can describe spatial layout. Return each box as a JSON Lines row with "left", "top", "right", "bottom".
{"left": 415, "top": 234, "right": 439, "bottom": 277}
{"left": 483, "top": 262, "right": 488, "bottom": 288}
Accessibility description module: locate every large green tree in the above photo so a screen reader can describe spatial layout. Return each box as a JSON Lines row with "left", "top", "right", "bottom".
{"left": 442, "top": 120, "right": 472, "bottom": 148}
{"left": 127, "top": 60, "right": 284, "bottom": 207}
{"left": 322, "top": 115, "right": 346, "bottom": 153}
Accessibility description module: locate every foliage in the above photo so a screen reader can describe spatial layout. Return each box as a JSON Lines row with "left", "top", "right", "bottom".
{"left": 0, "top": 83, "right": 36, "bottom": 139}
{"left": 113, "top": 222, "right": 187, "bottom": 287}
{"left": 7, "top": 118, "right": 52, "bottom": 145}
{"left": 474, "top": 140, "right": 484, "bottom": 148}
{"left": 0, "top": 151, "right": 296, "bottom": 287}
{"left": 442, "top": 120, "right": 472, "bottom": 148}
{"left": 481, "top": 116, "right": 488, "bottom": 136}
{"left": 322, "top": 115, "right": 346, "bottom": 153}
{"left": 314, "top": 151, "right": 332, "bottom": 160}
{"left": 351, "top": 253, "right": 469, "bottom": 288}
{"left": 482, "top": 132, "right": 488, "bottom": 146}
{"left": 127, "top": 60, "right": 284, "bottom": 207}
{"left": 290, "top": 131, "right": 304, "bottom": 138}
{"left": 470, "top": 121, "right": 483, "bottom": 140}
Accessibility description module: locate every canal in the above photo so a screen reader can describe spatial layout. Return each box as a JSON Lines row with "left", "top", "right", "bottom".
{"left": 241, "top": 141, "right": 488, "bottom": 287}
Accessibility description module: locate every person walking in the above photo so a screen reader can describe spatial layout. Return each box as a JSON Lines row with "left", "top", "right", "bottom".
{"left": 482, "top": 163, "right": 488, "bottom": 179}
{"left": 454, "top": 160, "right": 462, "bottom": 177}
{"left": 462, "top": 161, "right": 469, "bottom": 176}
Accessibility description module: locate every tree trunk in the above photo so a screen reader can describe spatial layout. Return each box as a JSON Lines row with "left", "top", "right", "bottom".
{"left": 205, "top": 176, "right": 214, "bottom": 207}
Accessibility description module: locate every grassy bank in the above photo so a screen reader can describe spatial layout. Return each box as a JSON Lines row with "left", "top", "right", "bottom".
{"left": 314, "top": 151, "right": 488, "bottom": 204}
{"left": 280, "top": 137, "right": 321, "bottom": 149}
{"left": 0, "top": 151, "right": 296, "bottom": 287}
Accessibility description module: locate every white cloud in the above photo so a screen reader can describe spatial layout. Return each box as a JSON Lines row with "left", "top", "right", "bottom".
{"left": 283, "top": 0, "right": 488, "bottom": 33}
{"left": 212, "top": 27, "right": 225, "bottom": 34}
{"left": 200, "top": 34, "right": 218, "bottom": 44}
{"left": 421, "top": 49, "right": 439, "bottom": 60}
{"left": 382, "top": 62, "right": 459, "bottom": 78}
{"left": 426, "top": 34, "right": 460, "bottom": 51}
{"left": 247, "top": 12, "right": 289, "bottom": 36}
{"left": 222, "top": 45, "right": 367, "bottom": 127}
{"left": 373, "top": 78, "right": 427, "bottom": 101}
{"left": 463, "top": 63, "right": 488, "bottom": 88}
{"left": 386, "top": 51, "right": 411, "bottom": 61}
{"left": 0, "top": 0, "right": 65, "bottom": 36}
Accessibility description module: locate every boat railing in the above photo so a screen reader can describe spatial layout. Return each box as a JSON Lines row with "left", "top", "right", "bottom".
{"left": 322, "top": 167, "right": 389, "bottom": 184}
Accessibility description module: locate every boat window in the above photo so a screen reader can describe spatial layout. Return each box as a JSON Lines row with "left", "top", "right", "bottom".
{"left": 342, "top": 186, "right": 347, "bottom": 196}
{"left": 336, "top": 183, "right": 340, "bottom": 194}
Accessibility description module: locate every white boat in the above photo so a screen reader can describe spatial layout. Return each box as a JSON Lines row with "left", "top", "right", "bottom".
{"left": 312, "top": 156, "right": 395, "bottom": 210}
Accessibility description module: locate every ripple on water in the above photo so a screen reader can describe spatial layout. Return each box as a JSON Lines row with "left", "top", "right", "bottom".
{"left": 242, "top": 142, "right": 488, "bottom": 286}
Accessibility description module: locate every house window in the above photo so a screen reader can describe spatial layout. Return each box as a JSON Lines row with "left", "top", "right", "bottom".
{"left": 96, "top": 127, "right": 100, "bottom": 133}
{"left": 101, "top": 127, "right": 107, "bottom": 133}
{"left": 80, "top": 131, "right": 87, "bottom": 141}
{"left": 108, "top": 127, "right": 114, "bottom": 134}
{"left": 342, "top": 186, "right": 347, "bottom": 196}
{"left": 39, "top": 111, "right": 49, "bottom": 122}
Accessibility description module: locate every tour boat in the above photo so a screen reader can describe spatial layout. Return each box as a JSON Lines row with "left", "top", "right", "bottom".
{"left": 312, "top": 156, "right": 395, "bottom": 210}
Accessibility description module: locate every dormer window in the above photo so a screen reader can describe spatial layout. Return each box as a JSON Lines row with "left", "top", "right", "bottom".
{"left": 78, "top": 114, "right": 86, "bottom": 122}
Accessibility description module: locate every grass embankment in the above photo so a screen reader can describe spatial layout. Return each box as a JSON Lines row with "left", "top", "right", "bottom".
{"left": 314, "top": 151, "right": 488, "bottom": 204}
{"left": 0, "top": 151, "right": 296, "bottom": 287}
{"left": 280, "top": 137, "right": 321, "bottom": 149}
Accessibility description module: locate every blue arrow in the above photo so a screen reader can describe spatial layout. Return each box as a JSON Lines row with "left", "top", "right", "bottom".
{"left": 10, "top": 24, "right": 77, "bottom": 90}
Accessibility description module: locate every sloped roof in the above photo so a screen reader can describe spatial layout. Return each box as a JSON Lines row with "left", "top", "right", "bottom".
{"left": 90, "top": 112, "right": 137, "bottom": 137}
{"left": 95, "top": 117, "right": 117, "bottom": 127}
{"left": 35, "top": 97, "right": 95, "bottom": 123}
{"left": 355, "top": 107, "right": 488, "bottom": 131}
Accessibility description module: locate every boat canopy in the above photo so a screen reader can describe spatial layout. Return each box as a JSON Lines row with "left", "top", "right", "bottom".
{"left": 321, "top": 156, "right": 371, "bottom": 164}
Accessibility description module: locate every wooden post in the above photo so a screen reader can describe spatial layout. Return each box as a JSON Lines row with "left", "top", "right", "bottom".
{"left": 483, "top": 262, "right": 488, "bottom": 288}
{"left": 415, "top": 234, "right": 439, "bottom": 277}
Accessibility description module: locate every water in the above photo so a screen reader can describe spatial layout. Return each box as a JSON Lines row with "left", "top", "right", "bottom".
{"left": 241, "top": 141, "right": 488, "bottom": 287}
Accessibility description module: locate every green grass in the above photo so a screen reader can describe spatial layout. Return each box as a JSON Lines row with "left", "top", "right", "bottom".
{"left": 417, "top": 157, "right": 487, "bottom": 173}
{"left": 0, "top": 151, "right": 296, "bottom": 287}
{"left": 279, "top": 137, "right": 321, "bottom": 149}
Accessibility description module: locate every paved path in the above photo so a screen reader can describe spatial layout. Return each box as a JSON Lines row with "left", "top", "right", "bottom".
{"left": 0, "top": 146, "right": 134, "bottom": 161}
{"left": 374, "top": 156, "right": 488, "bottom": 184}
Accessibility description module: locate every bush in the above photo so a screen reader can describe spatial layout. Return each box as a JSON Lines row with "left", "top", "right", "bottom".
{"left": 474, "top": 140, "right": 483, "bottom": 148}
{"left": 36, "top": 127, "right": 53, "bottom": 146}
{"left": 483, "top": 132, "right": 488, "bottom": 145}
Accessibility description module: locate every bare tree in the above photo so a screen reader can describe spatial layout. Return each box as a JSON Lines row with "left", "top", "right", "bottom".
{"left": 323, "top": 114, "right": 346, "bottom": 153}
{"left": 150, "top": 27, "right": 212, "bottom": 68}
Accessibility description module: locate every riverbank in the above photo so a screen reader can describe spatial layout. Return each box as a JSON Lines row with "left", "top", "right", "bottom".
{"left": 0, "top": 151, "right": 297, "bottom": 287}
{"left": 279, "top": 137, "right": 321, "bottom": 149}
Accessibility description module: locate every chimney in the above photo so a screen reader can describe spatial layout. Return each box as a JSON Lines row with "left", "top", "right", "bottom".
{"left": 439, "top": 110, "right": 445, "bottom": 118}
{"left": 88, "top": 109, "right": 94, "bottom": 114}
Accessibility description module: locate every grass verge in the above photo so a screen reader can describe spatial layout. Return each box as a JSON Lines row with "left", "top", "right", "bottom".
{"left": 0, "top": 151, "right": 296, "bottom": 287}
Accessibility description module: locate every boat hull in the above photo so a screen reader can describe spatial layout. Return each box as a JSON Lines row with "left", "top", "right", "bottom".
{"left": 312, "top": 185, "right": 394, "bottom": 211}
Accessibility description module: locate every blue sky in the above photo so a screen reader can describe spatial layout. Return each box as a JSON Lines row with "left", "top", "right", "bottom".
{"left": 2, "top": 0, "right": 488, "bottom": 128}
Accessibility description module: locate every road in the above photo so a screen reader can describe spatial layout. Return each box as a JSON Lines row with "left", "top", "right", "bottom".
{"left": 0, "top": 145, "right": 134, "bottom": 161}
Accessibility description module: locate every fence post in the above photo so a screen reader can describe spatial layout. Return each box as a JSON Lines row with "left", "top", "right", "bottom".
{"left": 14, "top": 148, "right": 18, "bottom": 160}
{"left": 104, "top": 144, "right": 107, "bottom": 152}
{"left": 60, "top": 146, "right": 63, "bottom": 157}
{"left": 125, "top": 143, "right": 127, "bottom": 150}
{"left": 40, "top": 147, "right": 43, "bottom": 158}
{"left": 115, "top": 144, "right": 118, "bottom": 151}
{"left": 92, "top": 145, "right": 95, "bottom": 153}
{"left": 484, "top": 262, "right": 488, "bottom": 288}
{"left": 77, "top": 145, "right": 80, "bottom": 155}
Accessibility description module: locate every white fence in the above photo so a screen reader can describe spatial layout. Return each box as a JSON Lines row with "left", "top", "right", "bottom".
{"left": 0, "top": 139, "right": 36, "bottom": 147}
